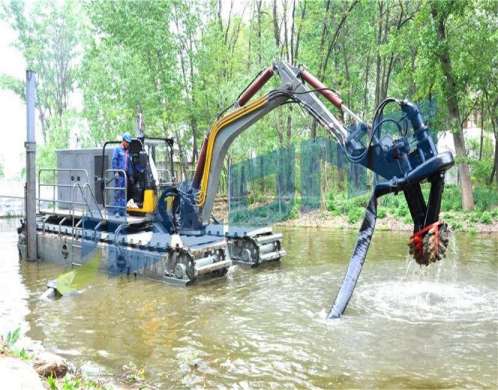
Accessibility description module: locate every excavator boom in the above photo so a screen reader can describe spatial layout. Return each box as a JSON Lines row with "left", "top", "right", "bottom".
{"left": 158, "top": 61, "right": 454, "bottom": 317}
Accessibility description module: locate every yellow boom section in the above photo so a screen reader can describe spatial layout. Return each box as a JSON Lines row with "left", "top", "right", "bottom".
{"left": 197, "top": 95, "right": 269, "bottom": 207}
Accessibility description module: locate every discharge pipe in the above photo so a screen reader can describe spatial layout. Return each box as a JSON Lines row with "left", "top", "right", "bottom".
{"left": 328, "top": 183, "right": 394, "bottom": 318}
{"left": 25, "top": 70, "right": 37, "bottom": 261}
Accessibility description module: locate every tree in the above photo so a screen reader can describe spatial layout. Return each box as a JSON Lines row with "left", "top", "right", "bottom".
{"left": 428, "top": 1, "right": 474, "bottom": 209}
{"left": 1, "top": 0, "right": 82, "bottom": 148}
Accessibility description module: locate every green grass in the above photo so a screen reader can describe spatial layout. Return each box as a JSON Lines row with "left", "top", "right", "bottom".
{"left": 2, "top": 328, "right": 107, "bottom": 390}
{"left": 1, "top": 327, "right": 31, "bottom": 361}
{"left": 322, "top": 184, "right": 498, "bottom": 230}
{"left": 47, "top": 374, "right": 106, "bottom": 390}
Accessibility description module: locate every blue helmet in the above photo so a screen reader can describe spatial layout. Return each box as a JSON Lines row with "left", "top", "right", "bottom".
{"left": 122, "top": 132, "right": 132, "bottom": 143}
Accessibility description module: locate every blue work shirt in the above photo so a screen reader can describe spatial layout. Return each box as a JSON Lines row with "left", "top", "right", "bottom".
{"left": 112, "top": 144, "right": 132, "bottom": 176}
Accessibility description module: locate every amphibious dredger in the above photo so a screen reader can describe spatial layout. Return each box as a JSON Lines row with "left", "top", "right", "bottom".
{"left": 19, "top": 63, "right": 453, "bottom": 315}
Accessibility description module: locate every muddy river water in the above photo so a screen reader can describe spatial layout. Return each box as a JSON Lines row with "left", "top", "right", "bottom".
{"left": 1, "top": 219, "right": 497, "bottom": 388}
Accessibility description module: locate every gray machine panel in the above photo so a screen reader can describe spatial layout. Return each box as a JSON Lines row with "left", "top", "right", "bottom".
{"left": 56, "top": 148, "right": 112, "bottom": 209}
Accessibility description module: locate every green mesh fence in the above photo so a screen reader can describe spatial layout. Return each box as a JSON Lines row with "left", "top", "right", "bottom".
{"left": 228, "top": 137, "right": 368, "bottom": 226}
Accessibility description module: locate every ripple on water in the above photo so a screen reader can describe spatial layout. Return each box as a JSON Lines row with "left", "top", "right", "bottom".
{"left": 354, "top": 280, "right": 498, "bottom": 324}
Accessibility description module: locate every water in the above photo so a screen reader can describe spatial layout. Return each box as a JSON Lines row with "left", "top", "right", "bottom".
{"left": 1, "top": 219, "right": 497, "bottom": 388}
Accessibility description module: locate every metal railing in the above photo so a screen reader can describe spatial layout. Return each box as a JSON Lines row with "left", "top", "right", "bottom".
{"left": 36, "top": 167, "right": 130, "bottom": 219}
{"left": 37, "top": 168, "right": 91, "bottom": 213}
{"left": 71, "top": 182, "right": 103, "bottom": 221}
{"left": 35, "top": 169, "right": 106, "bottom": 257}
{"left": 103, "top": 169, "right": 127, "bottom": 215}
{"left": 69, "top": 182, "right": 103, "bottom": 259}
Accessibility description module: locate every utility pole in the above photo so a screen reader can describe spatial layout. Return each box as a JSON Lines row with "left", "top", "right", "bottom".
{"left": 25, "top": 70, "right": 37, "bottom": 261}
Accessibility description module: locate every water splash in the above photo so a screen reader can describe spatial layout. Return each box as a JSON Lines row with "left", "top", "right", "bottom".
{"left": 357, "top": 240, "right": 497, "bottom": 324}
{"left": 355, "top": 280, "right": 498, "bottom": 324}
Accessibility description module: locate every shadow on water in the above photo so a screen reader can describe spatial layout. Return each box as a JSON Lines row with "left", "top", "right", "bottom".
{"left": 1, "top": 220, "right": 497, "bottom": 388}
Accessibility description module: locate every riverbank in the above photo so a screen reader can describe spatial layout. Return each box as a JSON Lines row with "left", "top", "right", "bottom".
{"left": 0, "top": 331, "right": 150, "bottom": 389}
{"left": 213, "top": 187, "right": 498, "bottom": 233}
{"left": 276, "top": 209, "right": 498, "bottom": 233}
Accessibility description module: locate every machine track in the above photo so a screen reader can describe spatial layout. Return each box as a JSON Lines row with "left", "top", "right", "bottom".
{"left": 204, "top": 224, "right": 286, "bottom": 266}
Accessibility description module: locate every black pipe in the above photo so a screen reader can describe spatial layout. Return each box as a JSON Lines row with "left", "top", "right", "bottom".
{"left": 425, "top": 173, "right": 445, "bottom": 226}
{"left": 328, "top": 194, "right": 378, "bottom": 319}
{"left": 328, "top": 184, "right": 394, "bottom": 319}
{"left": 403, "top": 183, "right": 427, "bottom": 232}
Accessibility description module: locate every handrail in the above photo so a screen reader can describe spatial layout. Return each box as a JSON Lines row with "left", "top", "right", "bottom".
{"left": 103, "top": 168, "right": 127, "bottom": 214}
{"left": 36, "top": 166, "right": 128, "bottom": 219}
{"left": 38, "top": 168, "right": 89, "bottom": 213}
{"left": 72, "top": 182, "right": 103, "bottom": 220}
{"left": 70, "top": 182, "right": 104, "bottom": 249}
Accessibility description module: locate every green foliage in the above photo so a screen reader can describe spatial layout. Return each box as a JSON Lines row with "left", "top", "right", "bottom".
{"left": 402, "top": 214, "right": 413, "bottom": 225}
{"left": 394, "top": 203, "right": 409, "bottom": 218}
{"left": 326, "top": 191, "right": 369, "bottom": 217}
{"left": 46, "top": 374, "right": 105, "bottom": 390}
{"left": 0, "top": 74, "right": 24, "bottom": 98}
{"left": 287, "top": 197, "right": 301, "bottom": 220}
{"left": 449, "top": 220, "right": 463, "bottom": 231}
{"left": 441, "top": 186, "right": 463, "bottom": 211}
{"left": 4, "top": 327, "right": 21, "bottom": 347}
{"left": 471, "top": 158, "right": 494, "bottom": 184}
{"left": 1, "top": 327, "right": 30, "bottom": 361}
{"left": 347, "top": 207, "right": 363, "bottom": 224}
{"left": 380, "top": 193, "right": 402, "bottom": 209}
{"left": 479, "top": 211, "right": 492, "bottom": 224}
{"left": 326, "top": 191, "right": 335, "bottom": 212}
{"left": 3, "top": 0, "right": 496, "bottom": 219}
{"left": 1, "top": 0, "right": 83, "bottom": 146}
{"left": 474, "top": 186, "right": 498, "bottom": 212}
{"left": 439, "top": 185, "right": 498, "bottom": 213}
{"left": 47, "top": 375, "right": 57, "bottom": 390}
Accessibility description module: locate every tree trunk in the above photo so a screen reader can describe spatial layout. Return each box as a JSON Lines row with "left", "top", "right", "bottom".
{"left": 189, "top": 43, "right": 198, "bottom": 166}
{"left": 38, "top": 109, "right": 48, "bottom": 144}
{"left": 272, "top": 0, "right": 280, "bottom": 48}
{"left": 374, "top": 0, "right": 384, "bottom": 108}
{"left": 173, "top": 127, "right": 188, "bottom": 180}
{"left": 286, "top": 113, "right": 292, "bottom": 143}
{"left": 321, "top": 0, "right": 358, "bottom": 78}
{"left": 453, "top": 131, "right": 475, "bottom": 209}
{"left": 293, "top": 0, "right": 306, "bottom": 62}
{"left": 256, "top": 0, "right": 262, "bottom": 66}
{"left": 479, "top": 98, "right": 484, "bottom": 160}
{"left": 310, "top": 121, "right": 317, "bottom": 140}
{"left": 431, "top": 3, "right": 474, "bottom": 210}
{"left": 363, "top": 52, "right": 371, "bottom": 114}
{"left": 490, "top": 117, "right": 498, "bottom": 184}
{"left": 491, "top": 135, "right": 498, "bottom": 184}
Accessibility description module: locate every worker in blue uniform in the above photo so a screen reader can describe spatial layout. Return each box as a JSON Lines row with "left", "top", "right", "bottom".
{"left": 112, "top": 132, "right": 133, "bottom": 216}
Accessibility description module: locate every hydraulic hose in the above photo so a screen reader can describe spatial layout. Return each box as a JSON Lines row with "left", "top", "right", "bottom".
{"left": 328, "top": 191, "right": 379, "bottom": 319}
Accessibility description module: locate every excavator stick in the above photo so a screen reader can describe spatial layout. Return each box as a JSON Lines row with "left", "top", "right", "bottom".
{"left": 155, "top": 61, "right": 454, "bottom": 314}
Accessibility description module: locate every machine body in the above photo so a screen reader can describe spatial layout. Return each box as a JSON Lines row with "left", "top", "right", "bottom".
{"left": 37, "top": 61, "right": 453, "bottom": 310}
{"left": 158, "top": 62, "right": 454, "bottom": 316}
